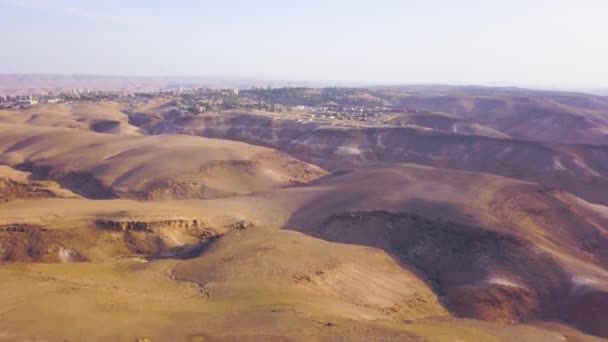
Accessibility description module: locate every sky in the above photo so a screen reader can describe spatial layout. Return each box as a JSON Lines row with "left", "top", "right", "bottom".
{"left": 1, "top": 0, "right": 607, "bottom": 89}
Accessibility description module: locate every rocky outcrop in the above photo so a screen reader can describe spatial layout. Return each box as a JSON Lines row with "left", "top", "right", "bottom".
{"left": 95, "top": 218, "right": 209, "bottom": 233}
{"left": 94, "top": 217, "right": 254, "bottom": 259}
{"left": 225, "top": 220, "right": 254, "bottom": 230}
{"left": 0, "top": 177, "right": 55, "bottom": 201}
{"left": 0, "top": 224, "right": 42, "bottom": 233}
{"left": 95, "top": 217, "right": 218, "bottom": 258}
{"left": 0, "top": 217, "right": 252, "bottom": 263}
{"left": 0, "top": 224, "right": 87, "bottom": 263}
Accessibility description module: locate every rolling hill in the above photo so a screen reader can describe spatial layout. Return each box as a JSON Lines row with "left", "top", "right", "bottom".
{"left": 0, "top": 123, "right": 326, "bottom": 199}
{"left": 0, "top": 163, "right": 607, "bottom": 340}
{"left": 130, "top": 110, "right": 608, "bottom": 205}
{"left": 1, "top": 87, "right": 608, "bottom": 341}
{"left": 370, "top": 86, "right": 608, "bottom": 145}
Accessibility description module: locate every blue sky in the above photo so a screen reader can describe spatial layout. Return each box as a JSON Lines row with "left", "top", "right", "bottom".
{"left": 1, "top": 0, "right": 607, "bottom": 88}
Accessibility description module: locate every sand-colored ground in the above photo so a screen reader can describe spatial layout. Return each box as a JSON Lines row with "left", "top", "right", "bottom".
{"left": 0, "top": 102, "right": 140, "bottom": 134}
{"left": 0, "top": 123, "right": 326, "bottom": 199}
{"left": 1, "top": 163, "right": 607, "bottom": 340}
{"left": 0, "top": 102, "right": 607, "bottom": 341}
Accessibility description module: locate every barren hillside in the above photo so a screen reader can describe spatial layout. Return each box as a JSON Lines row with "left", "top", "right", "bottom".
{"left": 129, "top": 110, "right": 608, "bottom": 205}
{"left": 0, "top": 91, "right": 607, "bottom": 341}
{"left": 0, "top": 123, "right": 326, "bottom": 199}
{"left": 371, "top": 86, "right": 608, "bottom": 145}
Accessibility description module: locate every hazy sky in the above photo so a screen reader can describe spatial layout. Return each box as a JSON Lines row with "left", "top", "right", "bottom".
{"left": 1, "top": 0, "right": 607, "bottom": 88}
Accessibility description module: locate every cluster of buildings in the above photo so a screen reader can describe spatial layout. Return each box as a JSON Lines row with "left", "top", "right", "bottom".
{"left": 0, "top": 87, "right": 421, "bottom": 129}
{"left": 247, "top": 103, "right": 419, "bottom": 124}
{"left": 204, "top": 88, "right": 239, "bottom": 96}
{"left": 291, "top": 105, "right": 390, "bottom": 124}
{"left": 161, "top": 87, "right": 240, "bottom": 97}
{"left": 0, "top": 94, "right": 39, "bottom": 105}
{"left": 0, "top": 90, "right": 110, "bottom": 107}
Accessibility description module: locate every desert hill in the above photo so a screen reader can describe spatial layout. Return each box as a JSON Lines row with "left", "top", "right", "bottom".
{"left": 382, "top": 110, "right": 512, "bottom": 138}
{"left": 283, "top": 164, "right": 608, "bottom": 336}
{"left": 0, "top": 123, "right": 326, "bottom": 199}
{"left": 132, "top": 110, "right": 608, "bottom": 205}
{"left": 0, "top": 163, "right": 607, "bottom": 340}
{"left": 0, "top": 102, "right": 140, "bottom": 134}
{"left": 370, "top": 86, "right": 608, "bottom": 145}
{"left": 0, "top": 88, "right": 607, "bottom": 341}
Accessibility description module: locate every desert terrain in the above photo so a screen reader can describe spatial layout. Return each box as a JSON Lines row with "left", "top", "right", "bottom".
{"left": 1, "top": 85, "right": 607, "bottom": 341}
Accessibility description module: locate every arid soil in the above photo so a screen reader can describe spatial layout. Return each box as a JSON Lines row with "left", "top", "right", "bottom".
{"left": 1, "top": 90, "right": 608, "bottom": 341}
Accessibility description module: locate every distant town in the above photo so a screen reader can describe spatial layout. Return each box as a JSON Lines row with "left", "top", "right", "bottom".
{"left": 0, "top": 86, "right": 422, "bottom": 126}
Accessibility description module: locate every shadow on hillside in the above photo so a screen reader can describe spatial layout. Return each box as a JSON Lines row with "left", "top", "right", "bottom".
{"left": 284, "top": 195, "right": 608, "bottom": 338}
